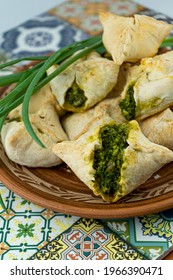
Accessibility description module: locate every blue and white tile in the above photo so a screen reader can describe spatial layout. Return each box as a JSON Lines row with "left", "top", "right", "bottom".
{"left": 0, "top": 13, "right": 89, "bottom": 60}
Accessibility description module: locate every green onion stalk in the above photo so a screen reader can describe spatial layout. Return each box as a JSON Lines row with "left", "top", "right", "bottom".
{"left": 0, "top": 34, "right": 173, "bottom": 211}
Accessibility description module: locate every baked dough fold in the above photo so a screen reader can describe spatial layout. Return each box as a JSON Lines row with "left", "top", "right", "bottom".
{"left": 47, "top": 52, "right": 119, "bottom": 112}
{"left": 1, "top": 84, "right": 68, "bottom": 167}
{"left": 119, "top": 51, "right": 173, "bottom": 120}
{"left": 140, "top": 108, "right": 173, "bottom": 150}
{"left": 62, "top": 97, "right": 126, "bottom": 140}
{"left": 99, "top": 12, "right": 172, "bottom": 65}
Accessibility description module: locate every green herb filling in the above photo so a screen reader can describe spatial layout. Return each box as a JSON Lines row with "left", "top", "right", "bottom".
{"left": 119, "top": 83, "right": 136, "bottom": 120}
{"left": 65, "top": 81, "right": 87, "bottom": 108}
{"left": 93, "top": 123, "right": 130, "bottom": 196}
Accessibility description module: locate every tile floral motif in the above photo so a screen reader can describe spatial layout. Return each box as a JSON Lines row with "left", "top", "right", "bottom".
{"left": 102, "top": 208, "right": 173, "bottom": 260}
{"left": 49, "top": 0, "right": 144, "bottom": 35}
{"left": 30, "top": 218, "right": 146, "bottom": 260}
{"left": 140, "top": 210, "right": 173, "bottom": 242}
{"left": 0, "top": 182, "right": 79, "bottom": 260}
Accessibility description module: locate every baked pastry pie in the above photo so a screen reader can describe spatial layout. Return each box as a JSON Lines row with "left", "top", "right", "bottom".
{"left": 1, "top": 84, "right": 68, "bottom": 167}
{"left": 99, "top": 12, "right": 172, "bottom": 65}
{"left": 53, "top": 120, "right": 173, "bottom": 202}
{"left": 47, "top": 52, "right": 120, "bottom": 112}
{"left": 119, "top": 51, "right": 173, "bottom": 120}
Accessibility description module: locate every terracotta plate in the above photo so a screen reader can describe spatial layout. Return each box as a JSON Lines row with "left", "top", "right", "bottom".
{"left": 1, "top": 88, "right": 173, "bottom": 219}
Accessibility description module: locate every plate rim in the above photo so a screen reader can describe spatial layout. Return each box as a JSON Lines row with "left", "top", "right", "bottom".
{"left": 1, "top": 159, "right": 173, "bottom": 218}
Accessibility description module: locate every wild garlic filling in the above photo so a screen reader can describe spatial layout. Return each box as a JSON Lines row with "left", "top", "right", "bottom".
{"left": 119, "top": 83, "right": 136, "bottom": 120}
{"left": 65, "top": 81, "right": 87, "bottom": 108}
{"left": 93, "top": 123, "right": 130, "bottom": 197}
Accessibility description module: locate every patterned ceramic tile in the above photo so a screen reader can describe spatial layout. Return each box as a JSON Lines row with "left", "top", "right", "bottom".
{"left": 0, "top": 13, "right": 89, "bottom": 60}
{"left": 102, "top": 208, "right": 173, "bottom": 260}
{"left": 30, "top": 218, "right": 146, "bottom": 260}
{"left": 0, "top": 182, "right": 79, "bottom": 260}
{"left": 49, "top": 0, "right": 144, "bottom": 35}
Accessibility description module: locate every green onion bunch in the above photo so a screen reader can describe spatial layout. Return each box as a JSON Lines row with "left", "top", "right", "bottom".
{"left": 0, "top": 34, "right": 104, "bottom": 147}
